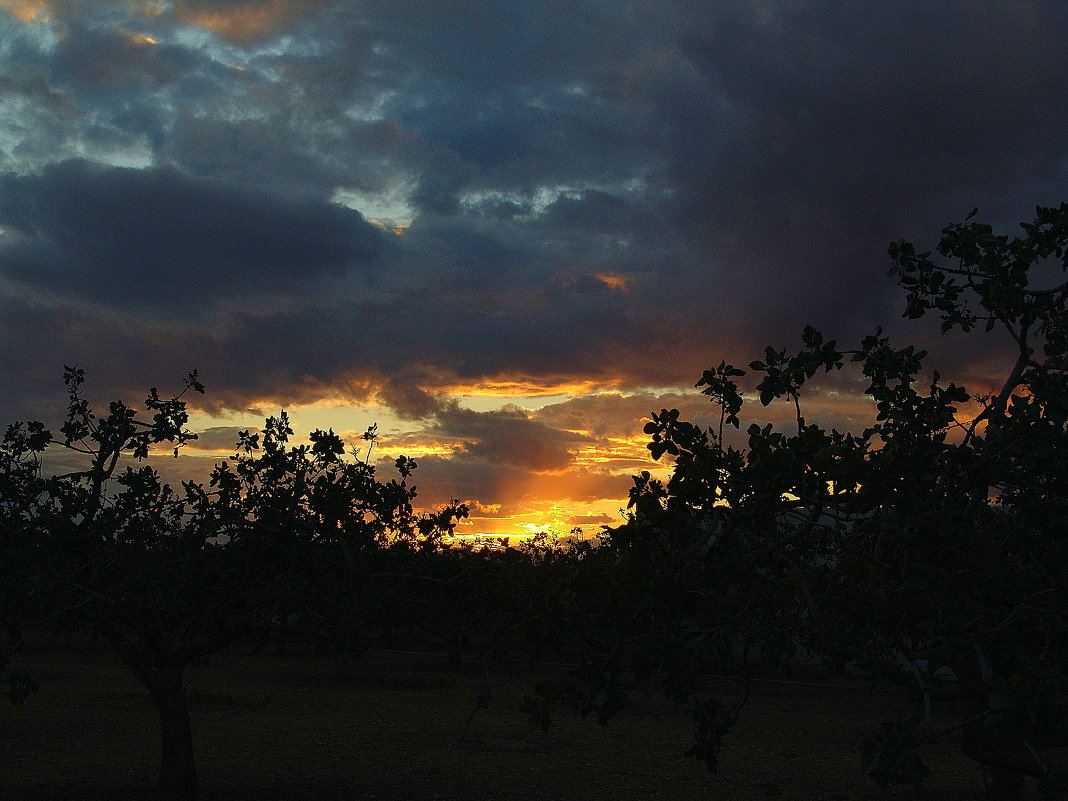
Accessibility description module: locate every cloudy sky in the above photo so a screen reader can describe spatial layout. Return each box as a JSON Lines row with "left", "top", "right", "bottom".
{"left": 2, "top": 0, "right": 1066, "bottom": 536}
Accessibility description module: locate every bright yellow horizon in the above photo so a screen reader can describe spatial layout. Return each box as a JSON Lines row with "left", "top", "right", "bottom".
{"left": 166, "top": 372, "right": 894, "bottom": 539}
{"left": 176, "top": 387, "right": 681, "bottom": 540}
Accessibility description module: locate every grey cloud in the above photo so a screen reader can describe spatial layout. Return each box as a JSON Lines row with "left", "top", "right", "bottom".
{"left": 0, "top": 294, "right": 189, "bottom": 422}
{"left": 186, "top": 426, "right": 248, "bottom": 452}
{"left": 386, "top": 453, "right": 524, "bottom": 511}
{"left": 0, "top": 160, "right": 384, "bottom": 309}
{"left": 0, "top": 68, "right": 76, "bottom": 117}
{"left": 534, "top": 392, "right": 712, "bottom": 439}
{"left": 50, "top": 26, "right": 200, "bottom": 94}
{"left": 400, "top": 453, "right": 631, "bottom": 512}
{"left": 161, "top": 117, "right": 335, "bottom": 198}
{"left": 376, "top": 378, "right": 446, "bottom": 421}
{"left": 1, "top": 276, "right": 387, "bottom": 423}
{"left": 664, "top": 3, "right": 1068, "bottom": 280}
{"left": 431, "top": 403, "right": 591, "bottom": 473}
{"left": 1, "top": 0, "right": 1066, "bottom": 445}
{"left": 538, "top": 190, "right": 651, "bottom": 235}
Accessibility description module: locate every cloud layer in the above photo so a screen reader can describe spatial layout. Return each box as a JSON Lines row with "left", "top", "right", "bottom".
{"left": 2, "top": 0, "right": 1066, "bottom": 531}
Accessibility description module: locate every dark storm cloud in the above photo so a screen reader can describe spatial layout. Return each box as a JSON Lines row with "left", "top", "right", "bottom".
{"left": 650, "top": 2, "right": 1068, "bottom": 332}
{"left": 162, "top": 117, "right": 334, "bottom": 196}
{"left": 376, "top": 378, "right": 446, "bottom": 421}
{"left": 49, "top": 26, "right": 199, "bottom": 93}
{"left": 0, "top": 160, "right": 383, "bottom": 309}
{"left": 372, "top": 452, "right": 529, "bottom": 513}
{"left": 1, "top": 0, "right": 1067, "bottom": 425}
{"left": 674, "top": 2, "right": 1068, "bottom": 205}
{"left": 0, "top": 293, "right": 175, "bottom": 421}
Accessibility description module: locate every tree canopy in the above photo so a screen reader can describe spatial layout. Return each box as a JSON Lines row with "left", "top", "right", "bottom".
{"left": 613, "top": 203, "right": 1068, "bottom": 796}
{"left": 1, "top": 368, "right": 467, "bottom": 800}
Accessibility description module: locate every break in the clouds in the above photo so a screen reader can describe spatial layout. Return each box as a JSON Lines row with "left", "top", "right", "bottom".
{"left": 2, "top": 0, "right": 1067, "bottom": 533}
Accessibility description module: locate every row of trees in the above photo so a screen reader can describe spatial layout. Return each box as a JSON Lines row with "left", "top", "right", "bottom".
{"left": 3, "top": 204, "right": 1067, "bottom": 799}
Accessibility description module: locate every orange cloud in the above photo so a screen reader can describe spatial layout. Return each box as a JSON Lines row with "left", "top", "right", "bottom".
{"left": 173, "top": 0, "right": 322, "bottom": 40}
{"left": 594, "top": 272, "right": 630, "bottom": 290}
{"left": 0, "top": 0, "right": 49, "bottom": 23}
{"left": 0, "top": 0, "right": 166, "bottom": 25}
{"left": 442, "top": 376, "right": 622, "bottom": 398}
{"left": 377, "top": 440, "right": 461, "bottom": 459}
{"left": 568, "top": 434, "right": 654, "bottom": 472}
{"left": 126, "top": 30, "right": 158, "bottom": 45}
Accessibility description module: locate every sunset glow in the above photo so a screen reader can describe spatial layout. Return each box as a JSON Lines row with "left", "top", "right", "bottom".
{"left": 594, "top": 273, "right": 630, "bottom": 291}
{"left": 2, "top": 1, "right": 1064, "bottom": 541}
{"left": 441, "top": 379, "right": 623, "bottom": 399}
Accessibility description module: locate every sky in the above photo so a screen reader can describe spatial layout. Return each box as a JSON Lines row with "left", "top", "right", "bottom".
{"left": 2, "top": 1, "right": 1067, "bottom": 538}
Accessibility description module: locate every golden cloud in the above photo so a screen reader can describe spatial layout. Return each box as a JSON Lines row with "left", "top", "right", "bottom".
{"left": 594, "top": 272, "right": 630, "bottom": 291}
{"left": 173, "top": 0, "right": 322, "bottom": 40}
{"left": 0, "top": 0, "right": 50, "bottom": 23}
{"left": 442, "top": 376, "right": 622, "bottom": 398}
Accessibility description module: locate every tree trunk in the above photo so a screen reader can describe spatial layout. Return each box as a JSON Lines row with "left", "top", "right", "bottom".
{"left": 148, "top": 663, "right": 198, "bottom": 801}
{"left": 98, "top": 626, "right": 200, "bottom": 801}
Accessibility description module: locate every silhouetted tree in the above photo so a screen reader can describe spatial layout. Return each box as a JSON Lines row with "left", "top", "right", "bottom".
{"left": 1, "top": 417, "right": 53, "bottom": 705}
{"left": 611, "top": 204, "right": 1068, "bottom": 796}
{"left": 1, "top": 370, "right": 465, "bottom": 801}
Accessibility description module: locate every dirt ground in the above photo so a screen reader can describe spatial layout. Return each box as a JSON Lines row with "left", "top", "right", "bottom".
{"left": 0, "top": 636, "right": 1043, "bottom": 800}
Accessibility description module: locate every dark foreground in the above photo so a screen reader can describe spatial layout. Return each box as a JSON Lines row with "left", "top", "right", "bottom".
{"left": 0, "top": 636, "right": 1042, "bottom": 800}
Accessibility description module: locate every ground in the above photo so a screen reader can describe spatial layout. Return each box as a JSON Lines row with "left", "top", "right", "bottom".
{"left": 0, "top": 636, "right": 1038, "bottom": 800}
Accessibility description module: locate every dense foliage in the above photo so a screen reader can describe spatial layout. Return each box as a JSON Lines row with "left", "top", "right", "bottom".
{"left": 608, "top": 204, "right": 1068, "bottom": 796}
{"left": 0, "top": 370, "right": 468, "bottom": 800}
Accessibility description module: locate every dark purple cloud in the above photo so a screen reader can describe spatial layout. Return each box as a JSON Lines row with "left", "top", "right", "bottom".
{"left": 1, "top": 1, "right": 1066, "bottom": 524}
